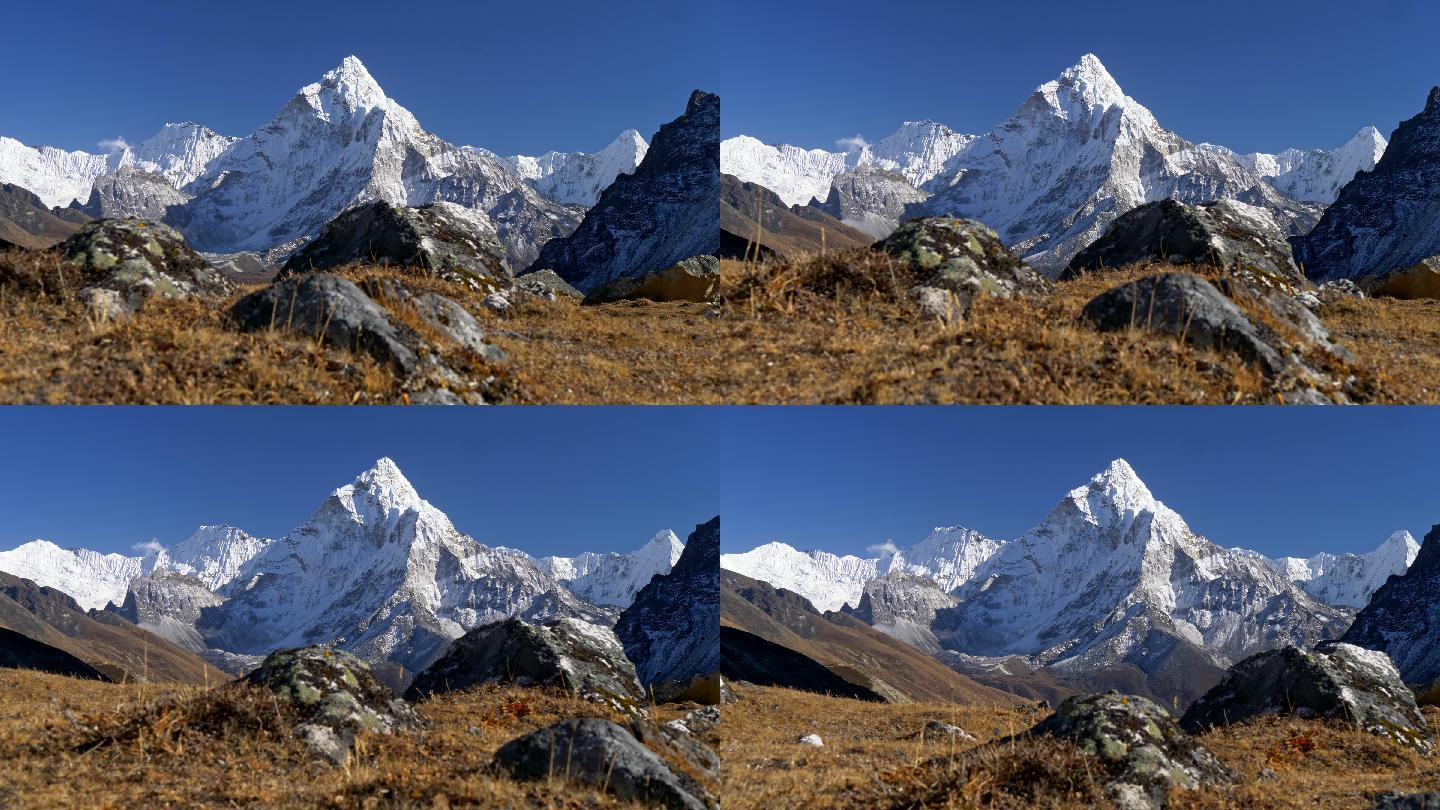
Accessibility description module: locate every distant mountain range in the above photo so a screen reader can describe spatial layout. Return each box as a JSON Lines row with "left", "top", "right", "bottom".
{"left": 722, "top": 54, "right": 1387, "bottom": 275}
{"left": 0, "top": 57, "right": 650, "bottom": 270}
{"left": 723, "top": 459, "right": 1419, "bottom": 706}
{"left": 0, "top": 458, "right": 686, "bottom": 683}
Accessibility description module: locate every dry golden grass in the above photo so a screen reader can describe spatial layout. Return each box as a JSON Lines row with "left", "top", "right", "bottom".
{"left": 722, "top": 684, "right": 1440, "bottom": 810}
{"left": 0, "top": 666, "right": 702, "bottom": 809}
{"left": 714, "top": 251, "right": 1440, "bottom": 404}
{"left": 0, "top": 249, "right": 720, "bottom": 404}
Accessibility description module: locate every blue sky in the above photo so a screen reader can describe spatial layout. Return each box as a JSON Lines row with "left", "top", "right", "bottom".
{"left": 719, "top": 0, "right": 1440, "bottom": 155}
{"left": 3, "top": 0, "right": 716, "bottom": 157}
{"left": 720, "top": 407, "right": 1440, "bottom": 560}
{"left": 0, "top": 408, "right": 716, "bottom": 558}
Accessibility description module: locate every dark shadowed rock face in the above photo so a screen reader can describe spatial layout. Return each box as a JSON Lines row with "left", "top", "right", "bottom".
{"left": 244, "top": 646, "right": 424, "bottom": 764}
{"left": 279, "top": 200, "right": 508, "bottom": 287}
{"left": 404, "top": 617, "right": 645, "bottom": 714}
{"left": 616, "top": 517, "right": 720, "bottom": 701}
{"left": 876, "top": 216, "right": 1051, "bottom": 323}
{"left": 1343, "top": 524, "right": 1440, "bottom": 687}
{"left": 1028, "top": 691, "right": 1235, "bottom": 808}
{"left": 528, "top": 91, "right": 719, "bottom": 294}
{"left": 1375, "top": 792, "right": 1440, "bottom": 810}
{"left": 1062, "top": 198, "right": 1302, "bottom": 285}
{"left": 584, "top": 255, "right": 719, "bottom": 304}
{"left": 1083, "top": 272, "right": 1284, "bottom": 373}
{"left": 493, "top": 717, "right": 714, "bottom": 810}
{"left": 58, "top": 219, "right": 231, "bottom": 316}
{"left": 1180, "top": 642, "right": 1434, "bottom": 755}
{"left": 1295, "top": 87, "right": 1440, "bottom": 281}
{"left": 76, "top": 168, "right": 191, "bottom": 222}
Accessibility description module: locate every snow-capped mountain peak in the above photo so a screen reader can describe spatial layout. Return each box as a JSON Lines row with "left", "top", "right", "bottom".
{"left": 298, "top": 55, "right": 391, "bottom": 122}
{"left": 1043, "top": 53, "right": 1127, "bottom": 114}
{"left": 502, "top": 128, "right": 650, "bottom": 206}
{"left": 145, "top": 525, "right": 271, "bottom": 592}
{"left": 0, "top": 539, "right": 144, "bottom": 610}
{"left": 533, "top": 529, "right": 686, "bottom": 607}
{"left": 333, "top": 456, "right": 426, "bottom": 523}
{"left": 1264, "top": 529, "right": 1420, "bottom": 608}
{"left": 1060, "top": 457, "right": 1159, "bottom": 528}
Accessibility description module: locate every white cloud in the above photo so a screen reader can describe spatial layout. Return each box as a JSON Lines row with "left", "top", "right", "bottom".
{"left": 131, "top": 538, "right": 164, "bottom": 555}
{"left": 866, "top": 540, "right": 900, "bottom": 557}
{"left": 97, "top": 137, "right": 131, "bottom": 154}
{"left": 835, "top": 134, "right": 869, "bottom": 151}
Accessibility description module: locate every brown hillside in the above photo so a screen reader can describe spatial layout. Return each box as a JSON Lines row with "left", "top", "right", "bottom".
{"left": 721, "top": 569, "right": 1014, "bottom": 706}
{"left": 721, "top": 174, "right": 871, "bottom": 260}
{"left": 0, "top": 572, "right": 223, "bottom": 685}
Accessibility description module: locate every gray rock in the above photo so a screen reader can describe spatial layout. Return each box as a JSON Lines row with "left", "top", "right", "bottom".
{"left": 631, "top": 716, "right": 721, "bottom": 779}
{"left": 1081, "top": 272, "right": 1284, "bottom": 375}
{"left": 1318, "top": 278, "right": 1365, "bottom": 301}
{"left": 243, "top": 645, "right": 424, "bottom": 764}
{"left": 513, "top": 269, "right": 583, "bottom": 301}
{"left": 1364, "top": 257, "right": 1440, "bottom": 300}
{"left": 585, "top": 254, "right": 720, "bottom": 304}
{"left": 798, "top": 733, "right": 824, "bottom": 746}
{"left": 673, "top": 706, "right": 720, "bottom": 736}
{"left": 910, "top": 285, "right": 968, "bottom": 325}
{"left": 482, "top": 291, "right": 511, "bottom": 312}
{"left": 76, "top": 167, "right": 190, "bottom": 222}
{"left": 1180, "top": 642, "right": 1434, "bottom": 755}
{"left": 361, "top": 277, "right": 505, "bottom": 364}
{"left": 279, "top": 200, "right": 508, "bottom": 288}
{"left": 493, "top": 717, "right": 714, "bottom": 810}
{"left": 877, "top": 217, "right": 1052, "bottom": 321}
{"left": 230, "top": 274, "right": 419, "bottom": 375}
{"left": 922, "top": 720, "right": 975, "bottom": 741}
{"left": 59, "top": 218, "right": 231, "bottom": 315}
{"left": 404, "top": 617, "right": 646, "bottom": 714}
{"left": 1027, "top": 692, "right": 1235, "bottom": 809}
{"left": 1375, "top": 792, "right": 1440, "bottom": 809}
{"left": 1062, "top": 198, "right": 1303, "bottom": 286}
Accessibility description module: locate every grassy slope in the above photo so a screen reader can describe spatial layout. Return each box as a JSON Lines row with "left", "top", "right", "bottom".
{"left": 722, "top": 684, "right": 1440, "bottom": 810}
{"left": 717, "top": 252, "right": 1440, "bottom": 404}
{"left": 0, "top": 249, "right": 722, "bottom": 404}
{"left": 0, "top": 667, "right": 704, "bottom": 809}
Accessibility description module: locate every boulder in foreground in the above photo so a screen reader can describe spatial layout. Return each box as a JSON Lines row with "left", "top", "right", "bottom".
{"left": 279, "top": 200, "right": 508, "bottom": 288}
{"left": 244, "top": 646, "right": 424, "bottom": 764}
{"left": 493, "top": 717, "right": 714, "bottom": 810}
{"left": 58, "top": 218, "right": 232, "bottom": 317}
{"left": 1180, "top": 641, "right": 1434, "bottom": 756}
{"left": 1027, "top": 691, "right": 1235, "bottom": 809}
{"left": 404, "top": 617, "right": 646, "bottom": 714}
{"left": 875, "top": 217, "right": 1052, "bottom": 323}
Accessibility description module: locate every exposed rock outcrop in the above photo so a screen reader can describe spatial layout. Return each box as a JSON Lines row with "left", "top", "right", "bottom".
{"left": 1180, "top": 642, "right": 1434, "bottom": 755}
{"left": 279, "top": 200, "right": 508, "bottom": 288}
{"left": 404, "top": 617, "right": 646, "bottom": 714}
{"left": 1061, "top": 198, "right": 1303, "bottom": 286}
{"left": 58, "top": 219, "right": 231, "bottom": 316}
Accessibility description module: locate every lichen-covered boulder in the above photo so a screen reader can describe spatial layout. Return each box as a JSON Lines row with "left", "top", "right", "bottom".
{"left": 1026, "top": 692, "right": 1235, "bottom": 809}
{"left": 1062, "top": 198, "right": 1304, "bottom": 286}
{"left": 513, "top": 269, "right": 583, "bottom": 302}
{"left": 58, "top": 219, "right": 231, "bottom": 315}
{"left": 1180, "top": 642, "right": 1434, "bottom": 755}
{"left": 404, "top": 617, "right": 646, "bottom": 714}
{"left": 876, "top": 217, "right": 1052, "bottom": 322}
{"left": 584, "top": 255, "right": 719, "bottom": 304}
{"left": 493, "top": 717, "right": 715, "bottom": 810}
{"left": 279, "top": 200, "right": 509, "bottom": 288}
{"left": 1364, "top": 256, "right": 1440, "bottom": 300}
{"left": 243, "top": 646, "right": 424, "bottom": 764}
